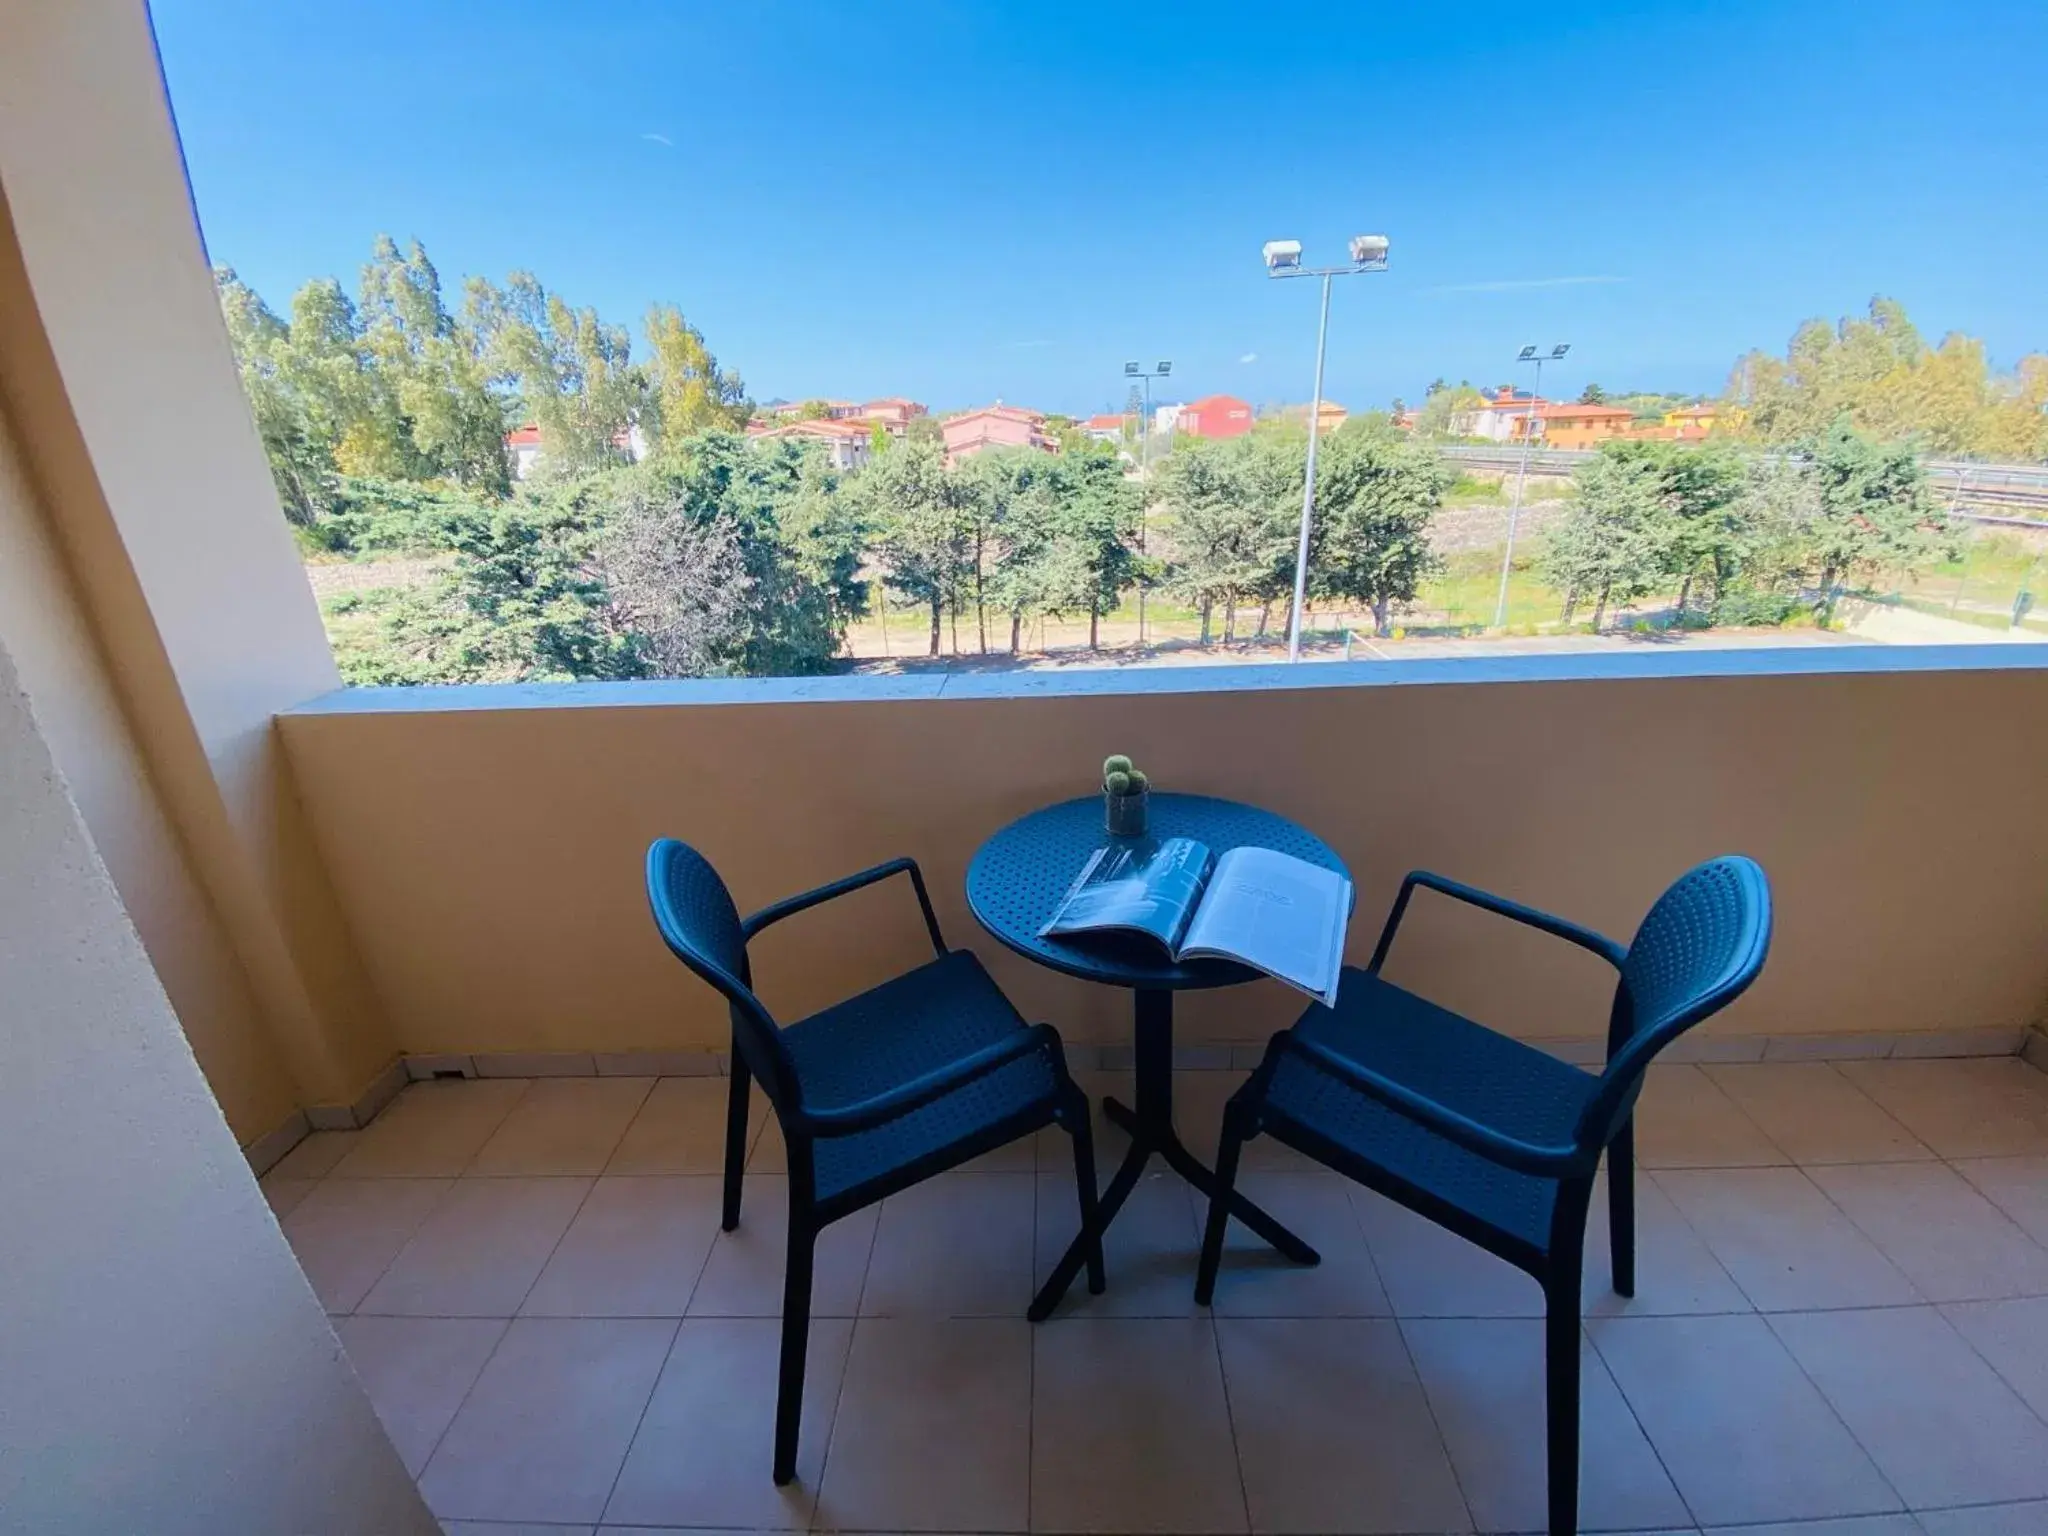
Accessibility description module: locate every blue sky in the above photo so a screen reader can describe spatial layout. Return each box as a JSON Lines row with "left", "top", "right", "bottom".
{"left": 151, "top": 0, "right": 2045, "bottom": 417}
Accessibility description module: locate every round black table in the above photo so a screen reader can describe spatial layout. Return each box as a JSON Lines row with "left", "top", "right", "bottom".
{"left": 967, "top": 792, "right": 1352, "bottom": 1319}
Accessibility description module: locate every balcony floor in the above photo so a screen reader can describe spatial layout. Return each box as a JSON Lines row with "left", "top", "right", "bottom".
{"left": 259, "top": 1058, "right": 2048, "bottom": 1536}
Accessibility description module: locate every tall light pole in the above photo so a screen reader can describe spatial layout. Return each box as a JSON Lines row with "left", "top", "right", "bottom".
{"left": 1124, "top": 359, "right": 1172, "bottom": 644}
{"left": 1491, "top": 341, "right": 1570, "bottom": 630}
{"left": 1264, "top": 234, "right": 1389, "bottom": 661}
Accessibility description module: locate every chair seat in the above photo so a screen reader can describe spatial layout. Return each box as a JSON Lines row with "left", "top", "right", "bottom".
{"left": 782, "top": 949, "right": 1059, "bottom": 1205}
{"left": 1263, "top": 967, "right": 1600, "bottom": 1253}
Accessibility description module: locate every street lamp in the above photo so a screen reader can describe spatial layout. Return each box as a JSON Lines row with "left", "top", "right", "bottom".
{"left": 1264, "top": 233, "right": 1390, "bottom": 661}
{"left": 1124, "top": 359, "right": 1172, "bottom": 643}
{"left": 1491, "top": 342, "right": 1571, "bottom": 630}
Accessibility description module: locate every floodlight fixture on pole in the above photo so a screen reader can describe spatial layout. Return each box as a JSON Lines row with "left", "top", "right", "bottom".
{"left": 1263, "top": 234, "right": 1392, "bottom": 660}
{"left": 1492, "top": 341, "right": 1573, "bottom": 629}
{"left": 1123, "top": 359, "right": 1176, "bottom": 644}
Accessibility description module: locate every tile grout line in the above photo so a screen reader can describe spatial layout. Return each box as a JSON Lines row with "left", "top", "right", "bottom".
{"left": 1200, "top": 1304, "right": 1257, "bottom": 1536}
{"left": 1753, "top": 1305, "right": 1913, "bottom": 1519}
{"left": 393, "top": 1313, "right": 512, "bottom": 1500}
{"left": 594, "top": 1314, "right": 683, "bottom": 1531}
{"left": 1924, "top": 1148, "right": 2048, "bottom": 1440}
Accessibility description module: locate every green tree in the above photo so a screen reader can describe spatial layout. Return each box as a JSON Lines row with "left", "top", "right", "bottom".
{"left": 1412, "top": 383, "right": 1485, "bottom": 441}
{"left": 1052, "top": 444, "right": 1143, "bottom": 649}
{"left": 467, "top": 272, "right": 646, "bottom": 476}
{"left": 1542, "top": 445, "right": 1673, "bottom": 630}
{"left": 1793, "top": 421, "right": 1949, "bottom": 620}
{"left": 214, "top": 266, "right": 333, "bottom": 523}
{"left": 1156, "top": 437, "right": 1293, "bottom": 644}
{"left": 1309, "top": 436, "right": 1450, "bottom": 636}
{"left": 1578, "top": 383, "right": 1607, "bottom": 405}
{"left": 860, "top": 438, "right": 969, "bottom": 654}
{"left": 643, "top": 305, "right": 750, "bottom": 445}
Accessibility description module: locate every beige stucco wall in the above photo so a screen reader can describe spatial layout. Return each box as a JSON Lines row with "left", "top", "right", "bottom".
{"left": 278, "top": 655, "right": 2048, "bottom": 1059}
{"left": 0, "top": 0, "right": 399, "bottom": 1129}
{"left": 0, "top": 635, "right": 433, "bottom": 1534}
{"left": 0, "top": 350, "right": 298, "bottom": 1142}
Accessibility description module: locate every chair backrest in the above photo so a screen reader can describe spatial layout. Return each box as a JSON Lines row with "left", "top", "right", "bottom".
{"left": 644, "top": 838, "right": 799, "bottom": 1111}
{"left": 1576, "top": 855, "right": 1773, "bottom": 1151}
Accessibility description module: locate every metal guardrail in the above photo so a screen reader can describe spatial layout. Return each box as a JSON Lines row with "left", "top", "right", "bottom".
{"left": 1438, "top": 445, "right": 2048, "bottom": 522}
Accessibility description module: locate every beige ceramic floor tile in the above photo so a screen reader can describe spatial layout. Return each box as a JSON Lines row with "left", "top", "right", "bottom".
{"left": 419, "top": 1316, "right": 675, "bottom": 1525}
{"left": 1655, "top": 1166, "right": 1920, "bottom": 1311}
{"left": 1703, "top": 1063, "right": 1933, "bottom": 1164}
{"left": 1955, "top": 1156, "right": 2048, "bottom": 1246}
{"left": 1404, "top": 1316, "right": 1687, "bottom": 1534}
{"left": 1585, "top": 1171, "right": 1752, "bottom": 1316}
{"left": 603, "top": 1316, "right": 853, "bottom": 1530}
{"left": 1943, "top": 1296, "right": 2048, "bottom": 1421}
{"left": 1590, "top": 1312, "right": 1899, "bottom": 1525}
{"left": 685, "top": 1174, "right": 878, "bottom": 1318}
{"left": 469, "top": 1077, "right": 654, "bottom": 1177}
{"left": 1771, "top": 1306, "right": 2048, "bottom": 1509}
{"left": 606, "top": 1075, "right": 754, "bottom": 1175}
{"left": 1204, "top": 1172, "right": 1391, "bottom": 1318}
{"left": 441, "top": 1523, "right": 593, "bottom": 1535}
{"left": 1915, "top": 1501, "right": 2048, "bottom": 1536}
{"left": 1836, "top": 1060, "right": 2048, "bottom": 1160}
{"left": 1033, "top": 1169, "right": 1203, "bottom": 1319}
{"left": 1221, "top": 1317, "right": 1470, "bottom": 1534}
{"left": 260, "top": 1175, "right": 315, "bottom": 1220}
{"left": 359, "top": 1176, "right": 591, "bottom": 1317}
{"left": 333, "top": 1315, "right": 506, "bottom": 1476}
{"left": 1808, "top": 1162, "right": 2048, "bottom": 1303}
{"left": 860, "top": 1173, "right": 1036, "bottom": 1317}
{"left": 520, "top": 1175, "right": 722, "bottom": 1318}
{"left": 1031, "top": 1317, "right": 1248, "bottom": 1534}
{"left": 267, "top": 1128, "right": 360, "bottom": 1180}
{"left": 815, "top": 1318, "right": 1031, "bottom": 1534}
{"left": 282, "top": 1176, "right": 453, "bottom": 1314}
{"left": 1700, "top": 1519, "right": 1921, "bottom": 1536}
{"left": 1631, "top": 1065, "right": 1787, "bottom": 1169}
{"left": 330, "top": 1078, "right": 531, "bottom": 1178}
{"left": 1349, "top": 1188, "right": 1545, "bottom": 1318}
{"left": 1174, "top": 1069, "right": 1315, "bottom": 1171}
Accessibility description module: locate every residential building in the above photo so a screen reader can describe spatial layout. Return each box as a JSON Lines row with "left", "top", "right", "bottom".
{"left": 506, "top": 423, "right": 544, "bottom": 480}
{"left": 1664, "top": 402, "right": 1720, "bottom": 440}
{"left": 1282, "top": 400, "right": 1349, "bottom": 433}
{"left": 746, "top": 416, "right": 873, "bottom": 471}
{"left": 1152, "top": 402, "right": 1186, "bottom": 436}
{"left": 1509, "top": 401, "right": 1638, "bottom": 449}
{"left": 858, "top": 397, "right": 929, "bottom": 436}
{"left": 503, "top": 421, "right": 647, "bottom": 480}
{"left": 1084, "top": 413, "right": 1133, "bottom": 445}
{"left": 941, "top": 403, "right": 1055, "bottom": 463}
{"left": 1179, "top": 393, "right": 1254, "bottom": 439}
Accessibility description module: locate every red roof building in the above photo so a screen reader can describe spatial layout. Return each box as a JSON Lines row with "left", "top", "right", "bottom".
{"left": 1179, "top": 394, "right": 1255, "bottom": 440}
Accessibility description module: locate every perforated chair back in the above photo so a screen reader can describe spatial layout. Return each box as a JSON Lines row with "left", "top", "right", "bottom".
{"left": 1578, "top": 856, "right": 1772, "bottom": 1150}
{"left": 645, "top": 838, "right": 799, "bottom": 1110}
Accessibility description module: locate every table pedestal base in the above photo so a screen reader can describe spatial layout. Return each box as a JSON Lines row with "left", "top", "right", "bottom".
{"left": 1029, "top": 987, "right": 1320, "bottom": 1322}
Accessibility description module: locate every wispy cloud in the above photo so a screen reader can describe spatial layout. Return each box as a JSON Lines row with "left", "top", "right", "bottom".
{"left": 640, "top": 132, "right": 673, "bottom": 148}
{"left": 1422, "top": 275, "right": 1624, "bottom": 295}
{"left": 1239, "top": 352, "right": 1258, "bottom": 364}
{"left": 1006, "top": 339, "right": 1054, "bottom": 350}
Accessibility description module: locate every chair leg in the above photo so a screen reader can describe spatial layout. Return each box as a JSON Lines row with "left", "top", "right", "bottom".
{"left": 723, "top": 1050, "right": 751, "bottom": 1232}
{"left": 1194, "top": 1100, "right": 1250, "bottom": 1307}
{"left": 1608, "top": 1121, "right": 1636, "bottom": 1297}
{"left": 772, "top": 1207, "right": 816, "bottom": 1485}
{"left": 1545, "top": 1279, "right": 1582, "bottom": 1536}
{"left": 1065, "top": 1087, "right": 1106, "bottom": 1295}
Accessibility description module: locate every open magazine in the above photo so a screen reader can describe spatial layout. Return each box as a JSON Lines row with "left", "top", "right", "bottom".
{"left": 1038, "top": 836, "right": 1352, "bottom": 1007}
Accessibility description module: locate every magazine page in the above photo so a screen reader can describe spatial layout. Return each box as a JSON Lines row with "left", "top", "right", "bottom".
{"left": 1038, "top": 836, "right": 1216, "bottom": 952}
{"left": 1177, "top": 846, "right": 1352, "bottom": 1007}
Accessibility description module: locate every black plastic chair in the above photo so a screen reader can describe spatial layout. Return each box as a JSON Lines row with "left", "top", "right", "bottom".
{"left": 1195, "top": 856, "right": 1772, "bottom": 1536}
{"left": 646, "top": 838, "right": 1104, "bottom": 1484}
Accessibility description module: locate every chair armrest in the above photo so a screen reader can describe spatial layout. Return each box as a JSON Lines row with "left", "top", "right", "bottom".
{"left": 1276, "top": 1033, "right": 1589, "bottom": 1178}
{"left": 1368, "top": 870, "right": 1627, "bottom": 975}
{"left": 799, "top": 1023, "right": 1062, "bottom": 1137}
{"left": 742, "top": 856, "right": 946, "bottom": 956}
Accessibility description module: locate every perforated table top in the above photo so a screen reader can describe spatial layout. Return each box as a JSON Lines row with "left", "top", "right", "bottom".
{"left": 965, "top": 793, "right": 1351, "bottom": 991}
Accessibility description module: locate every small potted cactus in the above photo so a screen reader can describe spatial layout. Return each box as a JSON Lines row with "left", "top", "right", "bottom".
{"left": 1102, "top": 753, "right": 1151, "bottom": 837}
